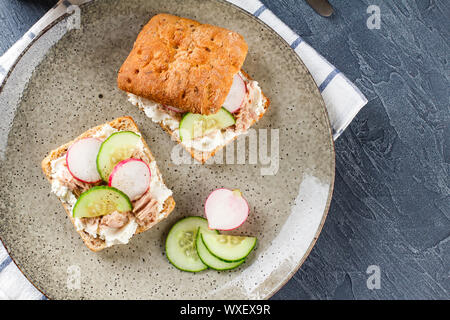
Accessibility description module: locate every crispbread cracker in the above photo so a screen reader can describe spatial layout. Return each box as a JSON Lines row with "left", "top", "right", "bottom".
{"left": 118, "top": 14, "right": 248, "bottom": 115}
{"left": 41, "top": 117, "right": 175, "bottom": 252}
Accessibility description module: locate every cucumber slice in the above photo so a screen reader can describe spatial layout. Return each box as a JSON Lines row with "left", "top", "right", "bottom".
{"left": 196, "top": 229, "right": 245, "bottom": 271}
{"left": 72, "top": 186, "right": 132, "bottom": 218}
{"left": 179, "top": 107, "right": 235, "bottom": 142}
{"left": 200, "top": 232, "right": 257, "bottom": 262}
{"left": 165, "top": 216, "right": 218, "bottom": 272}
{"left": 96, "top": 131, "right": 141, "bottom": 181}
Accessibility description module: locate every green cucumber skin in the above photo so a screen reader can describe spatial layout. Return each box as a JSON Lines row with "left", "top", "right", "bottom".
{"left": 178, "top": 113, "right": 189, "bottom": 134}
{"left": 72, "top": 186, "right": 132, "bottom": 218}
{"left": 196, "top": 229, "right": 245, "bottom": 271}
{"left": 178, "top": 113, "right": 191, "bottom": 142}
{"left": 165, "top": 216, "right": 218, "bottom": 273}
{"left": 179, "top": 107, "right": 235, "bottom": 142}
{"left": 179, "top": 112, "right": 200, "bottom": 142}
{"left": 220, "top": 107, "right": 235, "bottom": 121}
{"left": 96, "top": 131, "right": 141, "bottom": 181}
{"left": 166, "top": 256, "right": 207, "bottom": 273}
{"left": 200, "top": 233, "right": 257, "bottom": 263}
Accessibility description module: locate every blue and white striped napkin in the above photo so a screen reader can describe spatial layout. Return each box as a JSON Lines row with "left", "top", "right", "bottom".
{"left": 228, "top": 0, "right": 368, "bottom": 138}
{"left": 0, "top": 0, "right": 367, "bottom": 300}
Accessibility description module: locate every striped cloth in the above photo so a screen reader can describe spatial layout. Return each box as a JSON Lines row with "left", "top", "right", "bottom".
{"left": 228, "top": 0, "right": 368, "bottom": 138}
{"left": 0, "top": 0, "right": 367, "bottom": 300}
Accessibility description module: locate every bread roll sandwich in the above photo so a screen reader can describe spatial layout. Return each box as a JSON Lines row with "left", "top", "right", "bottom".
{"left": 118, "top": 14, "right": 270, "bottom": 163}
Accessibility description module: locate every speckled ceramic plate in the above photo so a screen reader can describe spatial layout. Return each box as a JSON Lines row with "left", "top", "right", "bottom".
{"left": 0, "top": 0, "right": 334, "bottom": 299}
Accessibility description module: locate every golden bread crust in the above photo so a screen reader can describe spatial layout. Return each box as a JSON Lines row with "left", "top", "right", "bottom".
{"left": 117, "top": 14, "right": 248, "bottom": 115}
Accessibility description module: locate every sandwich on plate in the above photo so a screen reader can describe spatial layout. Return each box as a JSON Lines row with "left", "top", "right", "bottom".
{"left": 41, "top": 117, "right": 175, "bottom": 251}
{"left": 118, "top": 14, "right": 270, "bottom": 163}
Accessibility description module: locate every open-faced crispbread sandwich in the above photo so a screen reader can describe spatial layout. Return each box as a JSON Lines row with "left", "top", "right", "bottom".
{"left": 41, "top": 117, "right": 175, "bottom": 252}
{"left": 117, "top": 14, "right": 270, "bottom": 163}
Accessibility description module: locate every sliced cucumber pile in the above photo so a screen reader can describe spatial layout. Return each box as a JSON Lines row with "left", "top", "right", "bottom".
{"left": 179, "top": 107, "right": 235, "bottom": 142}
{"left": 201, "top": 232, "right": 257, "bottom": 262}
{"left": 165, "top": 216, "right": 218, "bottom": 272}
{"left": 73, "top": 186, "right": 132, "bottom": 218}
{"left": 196, "top": 229, "right": 245, "bottom": 271}
{"left": 165, "top": 216, "right": 257, "bottom": 272}
{"left": 96, "top": 131, "right": 141, "bottom": 181}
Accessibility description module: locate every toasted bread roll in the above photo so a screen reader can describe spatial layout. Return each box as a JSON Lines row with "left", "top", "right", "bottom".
{"left": 118, "top": 14, "right": 248, "bottom": 115}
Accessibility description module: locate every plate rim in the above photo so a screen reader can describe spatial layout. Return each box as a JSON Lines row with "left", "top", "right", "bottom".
{"left": 0, "top": 0, "right": 335, "bottom": 300}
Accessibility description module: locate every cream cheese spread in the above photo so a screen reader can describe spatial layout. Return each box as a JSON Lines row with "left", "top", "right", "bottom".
{"left": 127, "top": 71, "right": 266, "bottom": 153}
{"left": 98, "top": 218, "right": 139, "bottom": 247}
{"left": 148, "top": 161, "right": 173, "bottom": 215}
{"left": 50, "top": 157, "right": 77, "bottom": 207}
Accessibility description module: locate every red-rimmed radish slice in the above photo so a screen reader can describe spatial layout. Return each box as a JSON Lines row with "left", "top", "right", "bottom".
{"left": 204, "top": 188, "right": 249, "bottom": 230}
{"left": 222, "top": 73, "right": 246, "bottom": 113}
{"left": 163, "top": 104, "right": 184, "bottom": 113}
{"left": 66, "top": 138, "right": 102, "bottom": 183}
{"left": 108, "top": 158, "right": 151, "bottom": 201}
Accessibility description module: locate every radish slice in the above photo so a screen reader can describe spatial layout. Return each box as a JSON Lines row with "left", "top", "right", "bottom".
{"left": 163, "top": 104, "right": 184, "bottom": 113}
{"left": 66, "top": 138, "right": 102, "bottom": 183}
{"left": 108, "top": 159, "right": 151, "bottom": 201}
{"left": 222, "top": 73, "right": 247, "bottom": 113}
{"left": 204, "top": 188, "right": 249, "bottom": 230}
